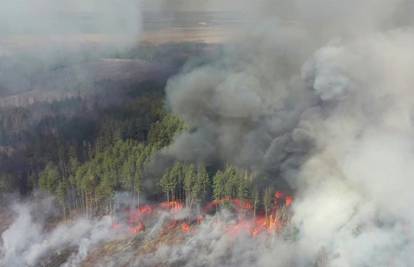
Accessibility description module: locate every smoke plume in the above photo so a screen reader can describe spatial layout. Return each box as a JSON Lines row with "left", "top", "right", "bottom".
{"left": 161, "top": 0, "right": 414, "bottom": 265}
{"left": 2, "top": 0, "right": 414, "bottom": 266}
{"left": 0, "top": 199, "right": 117, "bottom": 267}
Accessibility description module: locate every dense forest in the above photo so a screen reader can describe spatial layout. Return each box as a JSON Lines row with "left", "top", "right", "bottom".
{"left": 0, "top": 43, "right": 285, "bottom": 220}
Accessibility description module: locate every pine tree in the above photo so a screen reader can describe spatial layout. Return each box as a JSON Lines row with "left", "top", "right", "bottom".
{"left": 213, "top": 170, "right": 225, "bottom": 200}
{"left": 170, "top": 162, "right": 184, "bottom": 201}
{"left": 223, "top": 165, "right": 238, "bottom": 198}
{"left": 56, "top": 180, "right": 69, "bottom": 219}
{"left": 252, "top": 187, "right": 260, "bottom": 217}
{"left": 39, "top": 162, "right": 60, "bottom": 194}
{"left": 160, "top": 164, "right": 181, "bottom": 202}
{"left": 237, "top": 171, "right": 251, "bottom": 200}
{"left": 195, "top": 164, "right": 209, "bottom": 201}
{"left": 184, "top": 164, "right": 196, "bottom": 207}
{"left": 263, "top": 187, "right": 273, "bottom": 219}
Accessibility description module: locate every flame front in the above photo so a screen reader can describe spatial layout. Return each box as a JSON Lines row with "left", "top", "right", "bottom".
{"left": 112, "top": 190, "right": 293, "bottom": 239}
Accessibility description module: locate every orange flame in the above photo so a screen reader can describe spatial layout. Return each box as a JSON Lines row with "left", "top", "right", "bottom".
{"left": 232, "top": 199, "right": 253, "bottom": 210}
{"left": 139, "top": 204, "right": 153, "bottom": 215}
{"left": 160, "top": 201, "right": 184, "bottom": 213}
{"left": 181, "top": 223, "right": 191, "bottom": 233}
{"left": 285, "top": 195, "right": 293, "bottom": 207}
{"left": 203, "top": 198, "right": 253, "bottom": 213}
{"left": 113, "top": 190, "right": 293, "bottom": 239}
{"left": 129, "top": 221, "right": 145, "bottom": 235}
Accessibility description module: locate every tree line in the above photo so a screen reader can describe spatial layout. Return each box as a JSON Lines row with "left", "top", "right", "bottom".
{"left": 0, "top": 88, "right": 288, "bottom": 220}
{"left": 37, "top": 111, "right": 185, "bottom": 217}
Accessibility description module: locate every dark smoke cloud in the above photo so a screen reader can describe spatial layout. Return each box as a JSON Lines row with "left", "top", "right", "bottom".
{"left": 164, "top": 0, "right": 413, "bottom": 175}
{"left": 163, "top": 19, "right": 318, "bottom": 178}
{"left": 160, "top": 0, "right": 414, "bottom": 265}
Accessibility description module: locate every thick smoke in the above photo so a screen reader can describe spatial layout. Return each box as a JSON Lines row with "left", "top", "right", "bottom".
{"left": 161, "top": 0, "right": 414, "bottom": 265}
{"left": 2, "top": 0, "right": 414, "bottom": 266}
{"left": 0, "top": 200, "right": 117, "bottom": 267}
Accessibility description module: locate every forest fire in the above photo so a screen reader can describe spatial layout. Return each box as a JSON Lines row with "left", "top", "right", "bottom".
{"left": 203, "top": 198, "right": 254, "bottom": 213}
{"left": 160, "top": 201, "right": 184, "bottom": 212}
{"left": 285, "top": 196, "right": 293, "bottom": 207}
{"left": 112, "top": 191, "right": 293, "bottom": 239}
{"left": 181, "top": 223, "right": 191, "bottom": 233}
{"left": 129, "top": 222, "right": 145, "bottom": 235}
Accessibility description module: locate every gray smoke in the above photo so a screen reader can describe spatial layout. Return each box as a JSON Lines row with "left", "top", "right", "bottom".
{"left": 161, "top": 0, "right": 414, "bottom": 265}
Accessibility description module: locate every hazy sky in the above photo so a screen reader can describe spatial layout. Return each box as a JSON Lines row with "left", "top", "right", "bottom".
{"left": 0, "top": 0, "right": 141, "bottom": 36}
{"left": 142, "top": 0, "right": 269, "bottom": 12}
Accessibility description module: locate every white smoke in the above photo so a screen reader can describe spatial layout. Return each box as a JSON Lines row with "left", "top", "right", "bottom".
{"left": 0, "top": 202, "right": 117, "bottom": 267}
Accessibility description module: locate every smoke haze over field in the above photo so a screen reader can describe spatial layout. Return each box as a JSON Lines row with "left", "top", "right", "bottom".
{"left": 0, "top": 0, "right": 141, "bottom": 38}
{"left": 0, "top": 0, "right": 143, "bottom": 100}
